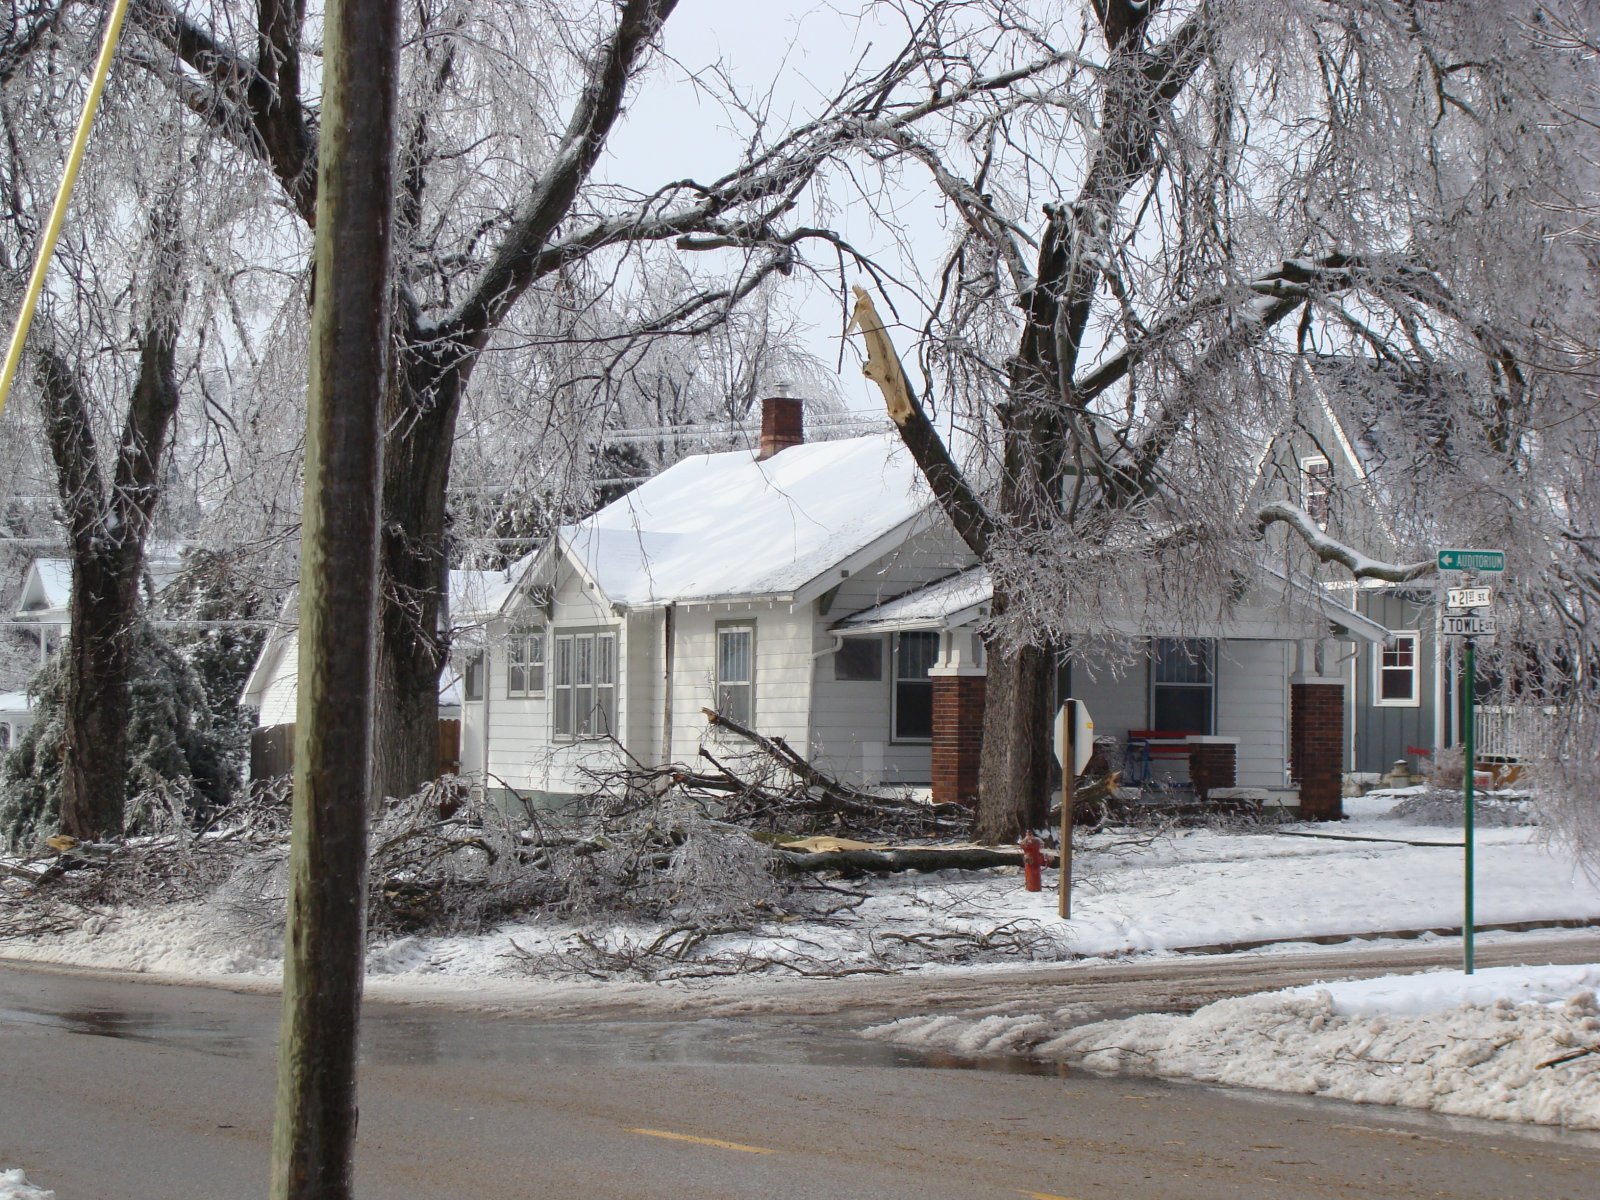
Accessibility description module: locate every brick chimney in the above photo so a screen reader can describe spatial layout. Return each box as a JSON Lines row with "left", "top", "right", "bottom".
{"left": 758, "top": 386, "right": 804, "bottom": 460}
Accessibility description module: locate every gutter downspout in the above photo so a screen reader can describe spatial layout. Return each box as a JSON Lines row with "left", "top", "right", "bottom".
{"left": 660, "top": 603, "right": 675, "bottom": 765}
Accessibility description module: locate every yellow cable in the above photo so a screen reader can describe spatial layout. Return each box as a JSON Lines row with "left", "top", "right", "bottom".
{"left": 0, "top": 0, "right": 133, "bottom": 419}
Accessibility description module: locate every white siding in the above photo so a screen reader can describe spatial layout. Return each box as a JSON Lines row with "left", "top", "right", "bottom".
{"left": 667, "top": 602, "right": 813, "bottom": 763}
{"left": 483, "top": 562, "right": 625, "bottom": 795}
{"left": 627, "top": 609, "right": 663, "bottom": 764}
{"left": 1216, "top": 639, "right": 1290, "bottom": 788}
{"left": 808, "top": 526, "right": 974, "bottom": 786}
{"left": 1071, "top": 649, "right": 1148, "bottom": 748}
{"left": 254, "top": 630, "right": 301, "bottom": 727}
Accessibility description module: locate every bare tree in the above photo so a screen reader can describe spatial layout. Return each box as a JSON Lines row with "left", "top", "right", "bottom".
{"left": 29, "top": 208, "right": 184, "bottom": 839}
{"left": 122, "top": 0, "right": 1096, "bottom": 802}
{"left": 849, "top": 0, "right": 1599, "bottom": 841}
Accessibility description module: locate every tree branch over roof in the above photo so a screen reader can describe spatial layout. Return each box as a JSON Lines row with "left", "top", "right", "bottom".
{"left": 850, "top": 287, "right": 993, "bottom": 557}
{"left": 1255, "top": 501, "right": 1433, "bottom": 582}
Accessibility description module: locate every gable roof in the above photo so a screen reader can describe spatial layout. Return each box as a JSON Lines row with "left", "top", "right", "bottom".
{"left": 14, "top": 558, "right": 72, "bottom": 618}
{"left": 552, "top": 433, "right": 934, "bottom": 608}
{"left": 13, "top": 553, "right": 185, "bottom": 622}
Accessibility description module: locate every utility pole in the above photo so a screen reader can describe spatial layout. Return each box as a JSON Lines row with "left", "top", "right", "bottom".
{"left": 268, "top": 0, "right": 400, "bottom": 1195}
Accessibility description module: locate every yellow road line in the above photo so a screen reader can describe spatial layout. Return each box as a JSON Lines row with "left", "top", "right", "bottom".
{"left": 627, "top": 1127, "right": 775, "bottom": 1155}
{"left": 1019, "top": 1190, "right": 1080, "bottom": 1200}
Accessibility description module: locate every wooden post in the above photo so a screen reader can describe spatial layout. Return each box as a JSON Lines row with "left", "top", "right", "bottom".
{"left": 1058, "top": 702, "right": 1074, "bottom": 920}
{"left": 269, "top": 0, "right": 399, "bottom": 1195}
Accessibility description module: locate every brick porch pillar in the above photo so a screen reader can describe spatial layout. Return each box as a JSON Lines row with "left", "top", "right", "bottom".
{"left": 930, "top": 672, "right": 986, "bottom": 808}
{"left": 1186, "top": 736, "right": 1238, "bottom": 802}
{"left": 1290, "top": 674, "right": 1345, "bottom": 821}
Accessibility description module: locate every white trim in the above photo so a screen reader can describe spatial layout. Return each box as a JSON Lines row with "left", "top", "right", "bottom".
{"left": 1373, "top": 630, "right": 1422, "bottom": 708}
{"left": 791, "top": 509, "right": 935, "bottom": 606}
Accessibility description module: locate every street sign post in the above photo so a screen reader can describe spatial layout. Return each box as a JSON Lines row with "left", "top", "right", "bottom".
{"left": 1053, "top": 699, "right": 1093, "bottom": 921}
{"left": 1437, "top": 549, "right": 1504, "bottom": 572}
{"left": 1462, "top": 639, "right": 1477, "bottom": 975}
{"left": 1446, "top": 586, "right": 1492, "bottom": 609}
{"left": 1435, "top": 552, "right": 1506, "bottom": 976}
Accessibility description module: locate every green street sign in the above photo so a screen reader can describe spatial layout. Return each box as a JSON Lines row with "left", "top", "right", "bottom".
{"left": 1437, "top": 548, "right": 1504, "bottom": 573}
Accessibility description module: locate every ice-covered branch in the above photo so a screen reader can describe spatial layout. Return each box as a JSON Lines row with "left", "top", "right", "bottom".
{"left": 1255, "top": 501, "right": 1433, "bottom": 582}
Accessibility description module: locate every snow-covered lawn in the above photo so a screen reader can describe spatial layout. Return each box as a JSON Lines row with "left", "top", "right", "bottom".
{"left": 0, "top": 1169, "right": 53, "bottom": 1200}
{"left": 3, "top": 787, "right": 1598, "bottom": 1131}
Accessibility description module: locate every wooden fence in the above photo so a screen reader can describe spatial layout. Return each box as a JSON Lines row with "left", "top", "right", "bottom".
{"left": 252, "top": 718, "right": 463, "bottom": 784}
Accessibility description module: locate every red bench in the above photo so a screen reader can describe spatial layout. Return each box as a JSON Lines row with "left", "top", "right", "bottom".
{"left": 1123, "top": 730, "right": 1204, "bottom": 785}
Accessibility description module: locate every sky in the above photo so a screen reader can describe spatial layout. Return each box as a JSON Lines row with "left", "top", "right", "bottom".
{"left": 596, "top": 0, "right": 978, "bottom": 413}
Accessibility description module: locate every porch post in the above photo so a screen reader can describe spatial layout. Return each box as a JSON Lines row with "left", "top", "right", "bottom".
{"left": 1290, "top": 666, "right": 1346, "bottom": 822}
{"left": 1185, "top": 736, "right": 1239, "bottom": 802}
{"left": 929, "top": 628, "right": 985, "bottom": 807}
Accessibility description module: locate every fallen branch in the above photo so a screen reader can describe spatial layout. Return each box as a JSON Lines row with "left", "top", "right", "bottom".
{"left": 771, "top": 845, "right": 1035, "bottom": 875}
{"left": 1537, "top": 1043, "right": 1600, "bottom": 1069}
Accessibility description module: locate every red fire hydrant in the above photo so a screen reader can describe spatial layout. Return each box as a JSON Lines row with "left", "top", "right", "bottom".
{"left": 1020, "top": 833, "right": 1044, "bottom": 892}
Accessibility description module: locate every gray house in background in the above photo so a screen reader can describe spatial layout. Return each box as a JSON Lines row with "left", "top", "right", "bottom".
{"left": 1257, "top": 357, "right": 1458, "bottom": 778}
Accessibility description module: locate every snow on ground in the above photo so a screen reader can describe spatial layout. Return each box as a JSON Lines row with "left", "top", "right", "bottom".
{"left": 6, "top": 788, "right": 1594, "bottom": 984}
{"left": 0, "top": 1169, "right": 53, "bottom": 1200}
{"left": 3, "top": 787, "right": 1598, "bottom": 1130}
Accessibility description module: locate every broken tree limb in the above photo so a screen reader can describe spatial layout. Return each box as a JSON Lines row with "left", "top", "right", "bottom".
{"left": 701, "top": 707, "right": 964, "bottom": 812}
{"left": 700, "top": 707, "right": 973, "bottom": 837}
{"left": 771, "top": 844, "right": 1042, "bottom": 875}
{"left": 1537, "top": 1043, "right": 1600, "bottom": 1070}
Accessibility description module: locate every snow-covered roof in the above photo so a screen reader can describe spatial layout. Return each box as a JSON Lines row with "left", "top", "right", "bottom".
{"left": 555, "top": 434, "right": 933, "bottom": 607}
{"left": 834, "top": 567, "right": 990, "bottom": 634}
{"left": 451, "top": 553, "right": 535, "bottom": 622}
{"left": 15, "top": 558, "right": 72, "bottom": 617}
{"left": 14, "top": 553, "right": 185, "bottom": 621}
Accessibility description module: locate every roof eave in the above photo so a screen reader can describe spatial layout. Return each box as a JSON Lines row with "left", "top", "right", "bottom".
{"left": 791, "top": 507, "right": 937, "bottom": 608}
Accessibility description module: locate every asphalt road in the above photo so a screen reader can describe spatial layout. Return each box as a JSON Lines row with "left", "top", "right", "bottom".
{"left": 3, "top": 945, "right": 1600, "bottom": 1200}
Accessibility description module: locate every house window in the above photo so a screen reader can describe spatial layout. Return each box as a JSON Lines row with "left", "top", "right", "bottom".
{"left": 553, "top": 629, "right": 617, "bottom": 737}
{"left": 893, "top": 631, "right": 939, "bottom": 742}
{"left": 1375, "top": 631, "right": 1421, "bottom": 707}
{"left": 463, "top": 651, "right": 485, "bottom": 702}
{"left": 716, "top": 623, "right": 755, "bottom": 725}
{"left": 1151, "top": 638, "right": 1214, "bottom": 733}
{"left": 834, "top": 636, "right": 883, "bottom": 682}
{"left": 1301, "top": 455, "right": 1332, "bottom": 528}
{"left": 506, "top": 628, "right": 545, "bottom": 697}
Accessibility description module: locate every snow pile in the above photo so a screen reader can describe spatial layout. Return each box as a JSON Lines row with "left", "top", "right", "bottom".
{"left": 0, "top": 1169, "right": 54, "bottom": 1200}
{"left": 1390, "top": 789, "right": 1534, "bottom": 827}
{"left": 866, "top": 963, "right": 1600, "bottom": 1130}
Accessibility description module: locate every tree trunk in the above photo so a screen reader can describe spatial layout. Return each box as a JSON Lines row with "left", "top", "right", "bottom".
{"left": 56, "top": 556, "right": 139, "bottom": 840}
{"left": 369, "top": 345, "right": 465, "bottom": 805}
{"left": 973, "top": 630, "right": 1054, "bottom": 844}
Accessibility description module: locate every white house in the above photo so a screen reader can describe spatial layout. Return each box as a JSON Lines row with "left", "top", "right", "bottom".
{"left": 459, "top": 395, "right": 1389, "bottom": 812}
{"left": 11, "top": 558, "right": 74, "bottom": 670}
{"left": 11, "top": 554, "right": 186, "bottom": 670}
